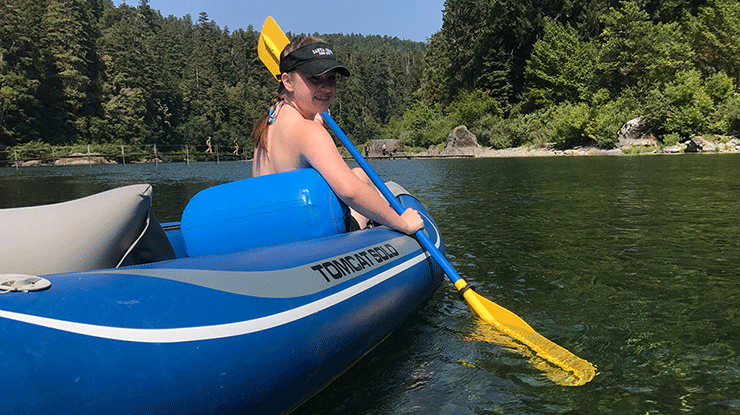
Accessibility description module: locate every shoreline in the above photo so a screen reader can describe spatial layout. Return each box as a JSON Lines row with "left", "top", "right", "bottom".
{"left": 372, "top": 143, "right": 740, "bottom": 160}
{"left": 6, "top": 139, "right": 740, "bottom": 167}
{"left": 364, "top": 134, "right": 740, "bottom": 159}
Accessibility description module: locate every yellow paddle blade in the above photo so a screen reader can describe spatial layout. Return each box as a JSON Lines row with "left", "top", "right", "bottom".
{"left": 258, "top": 16, "right": 290, "bottom": 79}
{"left": 455, "top": 280, "right": 533, "bottom": 331}
{"left": 467, "top": 322, "right": 596, "bottom": 386}
{"left": 469, "top": 321, "right": 597, "bottom": 386}
{"left": 455, "top": 279, "right": 596, "bottom": 386}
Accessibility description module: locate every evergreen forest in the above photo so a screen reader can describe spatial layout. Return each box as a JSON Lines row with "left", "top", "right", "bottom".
{"left": 2, "top": 0, "right": 739, "bottom": 160}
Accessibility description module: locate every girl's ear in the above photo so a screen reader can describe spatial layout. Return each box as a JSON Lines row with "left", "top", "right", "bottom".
{"left": 281, "top": 72, "right": 294, "bottom": 92}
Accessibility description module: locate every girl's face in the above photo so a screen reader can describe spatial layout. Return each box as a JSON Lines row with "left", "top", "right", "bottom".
{"left": 283, "top": 70, "right": 337, "bottom": 116}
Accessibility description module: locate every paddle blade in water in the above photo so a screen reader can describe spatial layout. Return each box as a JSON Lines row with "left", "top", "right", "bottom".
{"left": 469, "top": 321, "right": 596, "bottom": 386}
{"left": 455, "top": 280, "right": 596, "bottom": 386}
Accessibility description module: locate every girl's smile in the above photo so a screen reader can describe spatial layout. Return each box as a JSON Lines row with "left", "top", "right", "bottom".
{"left": 285, "top": 70, "right": 337, "bottom": 117}
{"left": 305, "top": 72, "right": 336, "bottom": 100}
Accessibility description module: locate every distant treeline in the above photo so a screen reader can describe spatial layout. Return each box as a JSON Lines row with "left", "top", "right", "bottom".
{"left": 0, "top": 0, "right": 424, "bottom": 157}
{"left": 2, "top": 0, "right": 739, "bottom": 158}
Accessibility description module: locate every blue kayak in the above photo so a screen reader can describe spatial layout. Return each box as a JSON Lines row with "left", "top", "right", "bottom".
{"left": 0, "top": 169, "right": 444, "bottom": 414}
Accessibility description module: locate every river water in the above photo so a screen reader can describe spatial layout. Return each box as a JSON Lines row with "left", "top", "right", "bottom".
{"left": 2, "top": 155, "right": 739, "bottom": 414}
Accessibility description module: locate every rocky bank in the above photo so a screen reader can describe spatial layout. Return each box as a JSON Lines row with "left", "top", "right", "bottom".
{"left": 365, "top": 121, "right": 740, "bottom": 159}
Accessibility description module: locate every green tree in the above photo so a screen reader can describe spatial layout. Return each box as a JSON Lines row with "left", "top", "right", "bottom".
{"left": 41, "top": 0, "right": 103, "bottom": 142}
{"left": 643, "top": 69, "right": 730, "bottom": 137}
{"left": 428, "top": 0, "right": 617, "bottom": 107}
{"left": 0, "top": 0, "right": 46, "bottom": 145}
{"left": 585, "top": 89, "right": 640, "bottom": 148}
{"left": 102, "top": 86, "right": 146, "bottom": 142}
{"left": 687, "top": 0, "right": 740, "bottom": 87}
{"left": 418, "top": 31, "right": 450, "bottom": 103}
{"left": 597, "top": 1, "right": 694, "bottom": 95}
{"left": 395, "top": 102, "right": 451, "bottom": 149}
{"left": 523, "top": 20, "right": 598, "bottom": 109}
{"left": 446, "top": 89, "right": 502, "bottom": 127}
{"left": 642, "top": 0, "right": 707, "bottom": 22}
{"left": 98, "top": 3, "right": 156, "bottom": 143}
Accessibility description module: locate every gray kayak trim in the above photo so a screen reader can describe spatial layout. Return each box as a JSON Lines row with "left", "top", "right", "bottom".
{"left": 90, "top": 236, "right": 417, "bottom": 298}
{"left": 0, "top": 235, "right": 439, "bottom": 344}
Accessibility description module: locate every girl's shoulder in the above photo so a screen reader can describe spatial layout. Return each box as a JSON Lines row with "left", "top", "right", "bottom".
{"left": 280, "top": 113, "right": 332, "bottom": 145}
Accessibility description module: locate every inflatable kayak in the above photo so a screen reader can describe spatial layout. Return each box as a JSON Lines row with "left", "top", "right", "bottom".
{"left": 0, "top": 169, "right": 444, "bottom": 414}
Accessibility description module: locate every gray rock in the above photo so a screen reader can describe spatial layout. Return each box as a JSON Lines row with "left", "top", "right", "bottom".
{"left": 617, "top": 118, "right": 659, "bottom": 148}
{"left": 688, "top": 136, "right": 716, "bottom": 152}
{"left": 617, "top": 118, "right": 642, "bottom": 142}
{"left": 445, "top": 125, "right": 481, "bottom": 149}
{"left": 368, "top": 139, "right": 403, "bottom": 157}
{"left": 661, "top": 145, "right": 683, "bottom": 153}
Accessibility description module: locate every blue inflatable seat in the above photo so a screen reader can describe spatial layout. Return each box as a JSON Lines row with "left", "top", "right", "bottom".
{"left": 181, "top": 169, "right": 349, "bottom": 257}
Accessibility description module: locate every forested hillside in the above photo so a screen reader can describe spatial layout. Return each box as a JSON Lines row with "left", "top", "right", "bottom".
{"left": 0, "top": 0, "right": 424, "bottom": 157}
{"left": 2, "top": 0, "right": 739, "bottom": 158}
{"left": 412, "top": 0, "right": 740, "bottom": 150}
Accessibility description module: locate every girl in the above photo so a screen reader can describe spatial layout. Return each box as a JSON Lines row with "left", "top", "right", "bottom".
{"left": 251, "top": 36, "right": 423, "bottom": 235}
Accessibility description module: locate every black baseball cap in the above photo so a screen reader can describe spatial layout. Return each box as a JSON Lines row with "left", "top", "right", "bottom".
{"left": 279, "top": 42, "right": 351, "bottom": 77}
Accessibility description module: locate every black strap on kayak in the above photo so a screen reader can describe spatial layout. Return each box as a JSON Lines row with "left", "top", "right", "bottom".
{"left": 458, "top": 283, "right": 475, "bottom": 300}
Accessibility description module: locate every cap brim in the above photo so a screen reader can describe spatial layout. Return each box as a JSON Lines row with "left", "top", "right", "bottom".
{"left": 296, "top": 59, "right": 351, "bottom": 77}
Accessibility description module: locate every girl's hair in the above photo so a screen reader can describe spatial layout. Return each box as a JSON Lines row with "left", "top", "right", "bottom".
{"left": 251, "top": 36, "right": 326, "bottom": 151}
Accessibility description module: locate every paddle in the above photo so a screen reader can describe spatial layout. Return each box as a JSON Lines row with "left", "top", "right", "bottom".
{"left": 258, "top": 16, "right": 596, "bottom": 386}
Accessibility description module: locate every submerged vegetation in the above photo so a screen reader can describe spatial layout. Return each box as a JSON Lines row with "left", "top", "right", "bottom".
{"left": 2, "top": 0, "right": 739, "bottom": 161}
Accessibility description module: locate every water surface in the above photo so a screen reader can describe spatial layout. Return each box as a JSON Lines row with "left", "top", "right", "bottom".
{"left": 2, "top": 155, "right": 739, "bottom": 414}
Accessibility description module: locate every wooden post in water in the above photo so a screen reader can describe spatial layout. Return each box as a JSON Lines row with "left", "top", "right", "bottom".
{"left": 87, "top": 144, "right": 91, "bottom": 166}
{"left": 154, "top": 144, "right": 158, "bottom": 166}
{"left": 186, "top": 145, "right": 190, "bottom": 165}
{"left": 121, "top": 145, "right": 125, "bottom": 166}
{"left": 14, "top": 150, "right": 18, "bottom": 170}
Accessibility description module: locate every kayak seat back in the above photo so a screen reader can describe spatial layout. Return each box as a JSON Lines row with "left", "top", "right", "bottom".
{"left": 180, "top": 169, "right": 349, "bottom": 257}
{"left": 0, "top": 184, "right": 177, "bottom": 276}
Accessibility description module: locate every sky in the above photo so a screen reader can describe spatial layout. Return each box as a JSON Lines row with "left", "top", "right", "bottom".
{"left": 115, "top": 0, "right": 446, "bottom": 42}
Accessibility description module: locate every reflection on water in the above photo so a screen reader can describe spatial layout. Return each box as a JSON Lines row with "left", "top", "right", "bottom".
{"left": 2, "top": 155, "right": 740, "bottom": 414}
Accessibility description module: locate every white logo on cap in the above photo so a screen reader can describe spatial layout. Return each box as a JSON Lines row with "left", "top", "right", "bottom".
{"left": 312, "top": 47, "right": 334, "bottom": 56}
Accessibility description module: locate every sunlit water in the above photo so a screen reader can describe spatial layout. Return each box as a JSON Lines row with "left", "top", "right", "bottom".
{"left": 2, "top": 155, "right": 739, "bottom": 414}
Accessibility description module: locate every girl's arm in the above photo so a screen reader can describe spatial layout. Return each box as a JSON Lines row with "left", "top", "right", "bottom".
{"left": 296, "top": 122, "right": 423, "bottom": 235}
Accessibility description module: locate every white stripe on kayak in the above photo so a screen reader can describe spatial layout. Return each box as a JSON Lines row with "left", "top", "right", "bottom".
{"left": 0, "top": 241, "right": 438, "bottom": 344}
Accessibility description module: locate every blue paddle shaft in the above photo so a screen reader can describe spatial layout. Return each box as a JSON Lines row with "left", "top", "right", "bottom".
{"left": 321, "top": 112, "right": 463, "bottom": 285}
